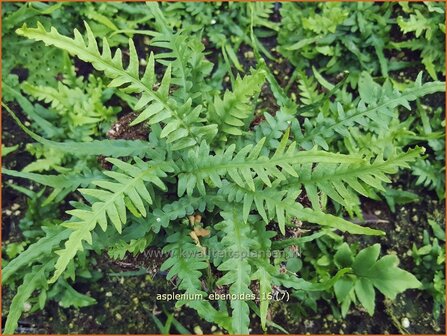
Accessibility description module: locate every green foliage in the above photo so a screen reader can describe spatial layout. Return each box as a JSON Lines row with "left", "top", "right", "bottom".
{"left": 209, "top": 68, "right": 265, "bottom": 137}
{"left": 50, "top": 157, "right": 171, "bottom": 283}
{"left": 394, "top": 2, "right": 445, "bottom": 79}
{"left": 278, "top": 2, "right": 398, "bottom": 86}
{"left": 2, "top": 2, "right": 445, "bottom": 334}
{"left": 278, "top": 2, "right": 446, "bottom": 86}
{"left": 22, "top": 74, "right": 118, "bottom": 142}
{"left": 410, "top": 218, "right": 446, "bottom": 319}
{"left": 4, "top": 261, "right": 53, "bottom": 334}
{"left": 333, "top": 243, "right": 421, "bottom": 316}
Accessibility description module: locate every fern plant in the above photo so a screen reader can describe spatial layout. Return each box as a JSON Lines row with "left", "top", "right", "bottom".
{"left": 393, "top": 1, "right": 445, "bottom": 80}
{"left": 3, "top": 4, "right": 443, "bottom": 334}
{"left": 277, "top": 2, "right": 398, "bottom": 87}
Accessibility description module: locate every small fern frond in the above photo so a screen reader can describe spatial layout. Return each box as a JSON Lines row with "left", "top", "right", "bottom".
{"left": 147, "top": 3, "right": 213, "bottom": 102}
{"left": 209, "top": 68, "right": 266, "bottom": 137}
{"left": 4, "top": 261, "right": 53, "bottom": 335}
{"left": 161, "top": 232, "right": 207, "bottom": 295}
{"left": 250, "top": 110, "right": 297, "bottom": 152}
{"left": 3, "top": 228, "right": 70, "bottom": 284}
{"left": 216, "top": 210, "right": 256, "bottom": 334}
{"left": 250, "top": 221, "right": 276, "bottom": 331}
{"left": 108, "top": 235, "right": 153, "bottom": 260}
{"left": 298, "top": 72, "right": 323, "bottom": 107}
{"left": 413, "top": 159, "right": 445, "bottom": 198}
{"left": 4, "top": 101, "right": 156, "bottom": 158}
{"left": 49, "top": 157, "right": 171, "bottom": 283}
{"left": 2, "top": 168, "right": 103, "bottom": 203}
{"left": 149, "top": 195, "right": 213, "bottom": 233}
{"left": 160, "top": 231, "right": 232, "bottom": 331}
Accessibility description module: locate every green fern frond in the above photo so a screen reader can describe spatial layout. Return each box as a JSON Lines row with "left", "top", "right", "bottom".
{"left": 147, "top": 3, "right": 213, "bottom": 101}
{"left": 49, "top": 157, "right": 171, "bottom": 283}
{"left": 149, "top": 195, "right": 213, "bottom": 233}
{"left": 294, "top": 147, "right": 423, "bottom": 213}
{"left": 160, "top": 231, "right": 232, "bottom": 331}
{"left": 209, "top": 68, "right": 266, "bottom": 137}
{"left": 177, "top": 131, "right": 362, "bottom": 197}
{"left": 250, "top": 221, "right": 276, "bottom": 331}
{"left": 221, "top": 146, "right": 421, "bottom": 220}
{"left": 216, "top": 210, "right": 256, "bottom": 334}
{"left": 16, "top": 22, "right": 216, "bottom": 150}
{"left": 219, "top": 181, "right": 384, "bottom": 236}
{"left": 3, "top": 168, "right": 103, "bottom": 196}
{"left": 21, "top": 81, "right": 113, "bottom": 126}
{"left": 413, "top": 159, "right": 445, "bottom": 198}
{"left": 4, "top": 261, "right": 53, "bottom": 335}
{"left": 250, "top": 110, "right": 297, "bottom": 152}
{"left": 296, "top": 73, "right": 445, "bottom": 150}
{"left": 3, "top": 228, "right": 70, "bottom": 284}
{"left": 108, "top": 235, "right": 153, "bottom": 260}
{"left": 298, "top": 72, "right": 323, "bottom": 107}
{"left": 4, "top": 90, "right": 158, "bottom": 159}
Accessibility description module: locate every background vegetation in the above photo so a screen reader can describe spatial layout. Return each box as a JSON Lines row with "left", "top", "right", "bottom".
{"left": 2, "top": 2, "right": 445, "bottom": 334}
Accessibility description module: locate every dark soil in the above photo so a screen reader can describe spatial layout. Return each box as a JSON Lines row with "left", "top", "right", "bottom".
{"left": 2, "top": 106, "right": 35, "bottom": 240}
{"left": 2, "top": 3, "right": 445, "bottom": 334}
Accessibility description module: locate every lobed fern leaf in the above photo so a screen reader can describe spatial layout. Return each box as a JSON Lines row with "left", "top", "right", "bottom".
{"left": 250, "top": 221, "right": 276, "bottom": 331}
{"left": 219, "top": 181, "right": 384, "bottom": 236}
{"left": 4, "top": 261, "right": 53, "bottom": 335}
{"left": 413, "top": 159, "right": 445, "bottom": 195}
{"left": 4, "top": 102, "right": 158, "bottom": 158}
{"left": 148, "top": 195, "right": 213, "bottom": 233}
{"left": 215, "top": 210, "right": 256, "bottom": 334}
{"left": 147, "top": 3, "right": 214, "bottom": 102}
{"left": 3, "top": 228, "right": 70, "bottom": 284}
{"left": 295, "top": 73, "right": 445, "bottom": 150}
{"left": 3, "top": 168, "right": 102, "bottom": 194}
{"left": 160, "top": 231, "right": 232, "bottom": 331}
{"left": 177, "top": 130, "right": 362, "bottom": 197}
{"left": 209, "top": 68, "right": 266, "bottom": 137}
{"left": 108, "top": 235, "right": 153, "bottom": 260}
{"left": 49, "top": 157, "right": 171, "bottom": 283}
{"left": 294, "top": 147, "right": 423, "bottom": 213}
{"left": 298, "top": 72, "right": 324, "bottom": 107}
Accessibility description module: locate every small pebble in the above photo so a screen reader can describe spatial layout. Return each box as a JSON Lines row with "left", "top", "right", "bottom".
{"left": 401, "top": 317, "right": 410, "bottom": 328}
{"left": 244, "top": 51, "right": 254, "bottom": 59}
{"left": 194, "top": 325, "right": 203, "bottom": 335}
{"left": 23, "top": 302, "right": 32, "bottom": 312}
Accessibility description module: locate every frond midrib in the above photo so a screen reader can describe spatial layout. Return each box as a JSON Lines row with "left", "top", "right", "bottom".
{"left": 301, "top": 82, "right": 445, "bottom": 142}
{"left": 183, "top": 151, "right": 360, "bottom": 174}
{"left": 23, "top": 27, "right": 200, "bottom": 145}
